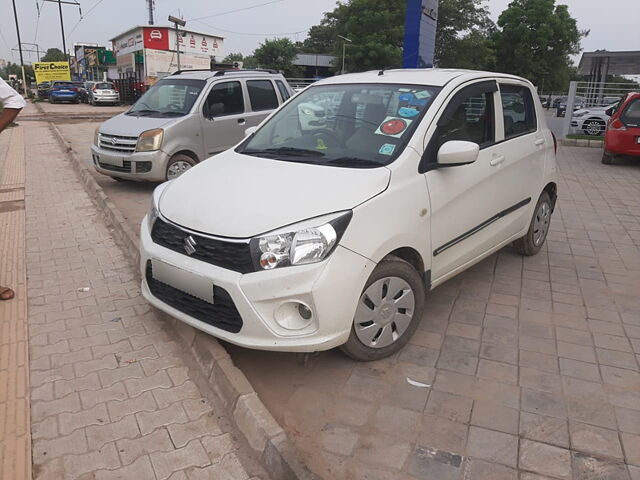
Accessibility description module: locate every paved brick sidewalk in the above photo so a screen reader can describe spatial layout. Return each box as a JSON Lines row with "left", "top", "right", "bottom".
{"left": 0, "top": 125, "right": 31, "bottom": 479}
{"left": 232, "top": 147, "right": 640, "bottom": 480}
{"left": 18, "top": 122, "right": 263, "bottom": 480}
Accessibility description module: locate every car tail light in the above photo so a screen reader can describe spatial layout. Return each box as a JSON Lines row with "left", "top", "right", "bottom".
{"left": 551, "top": 132, "right": 557, "bottom": 154}
{"left": 609, "top": 119, "right": 627, "bottom": 131}
{"left": 71, "top": 87, "right": 78, "bottom": 92}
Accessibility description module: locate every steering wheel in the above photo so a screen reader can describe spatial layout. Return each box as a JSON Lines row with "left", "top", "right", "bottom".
{"left": 312, "top": 129, "right": 345, "bottom": 148}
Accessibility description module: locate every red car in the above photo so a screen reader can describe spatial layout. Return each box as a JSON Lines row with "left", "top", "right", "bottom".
{"left": 602, "top": 92, "right": 640, "bottom": 164}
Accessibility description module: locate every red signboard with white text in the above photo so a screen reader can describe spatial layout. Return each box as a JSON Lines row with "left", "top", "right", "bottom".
{"left": 143, "top": 27, "right": 170, "bottom": 51}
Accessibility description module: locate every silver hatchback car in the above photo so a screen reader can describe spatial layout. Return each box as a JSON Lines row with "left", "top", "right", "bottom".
{"left": 91, "top": 70, "right": 293, "bottom": 182}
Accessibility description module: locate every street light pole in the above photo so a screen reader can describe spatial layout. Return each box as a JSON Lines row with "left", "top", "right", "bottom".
{"left": 337, "top": 35, "right": 352, "bottom": 75}
{"left": 10, "top": 0, "right": 28, "bottom": 94}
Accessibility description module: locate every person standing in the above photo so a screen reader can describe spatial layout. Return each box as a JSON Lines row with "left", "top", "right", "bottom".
{"left": 0, "top": 77, "right": 26, "bottom": 300}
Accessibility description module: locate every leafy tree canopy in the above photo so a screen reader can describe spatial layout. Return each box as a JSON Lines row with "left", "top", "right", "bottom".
{"left": 253, "top": 38, "right": 301, "bottom": 76}
{"left": 221, "top": 52, "right": 258, "bottom": 69}
{"left": 41, "top": 48, "right": 67, "bottom": 62}
{"left": 494, "top": 0, "right": 585, "bottom": 91}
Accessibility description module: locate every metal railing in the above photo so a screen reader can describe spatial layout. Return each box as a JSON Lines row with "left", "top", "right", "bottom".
{"left": 561, "top": 80, "right": 639, "bottom": 138}
{"left": 285, "top": 78, "right": 317, "bottom": 91}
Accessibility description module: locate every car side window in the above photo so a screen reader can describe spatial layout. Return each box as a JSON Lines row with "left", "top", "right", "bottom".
{"left": 500, "top": 85, "right": 537, "bottom": 139}
{"left": 204, "top": 81, "right": 244, "bottom": 118}
{"left": 275, "top": 80, "right": 291, "bottom": 101}
{"left": 621, "top": 98, "right": 640, "bottom": 127}
{"left": 247, "top": 80, "right": 279, "bottom": 111}
{"left": 438, "top": 92, "right": 494, "bottom": 147}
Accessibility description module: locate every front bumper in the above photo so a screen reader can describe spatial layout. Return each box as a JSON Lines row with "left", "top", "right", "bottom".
{"left": 139, "top": 217, "right": 375, "bottom": 352}
{"left": 91, "top": 144, "right": 169, "bottom": 182}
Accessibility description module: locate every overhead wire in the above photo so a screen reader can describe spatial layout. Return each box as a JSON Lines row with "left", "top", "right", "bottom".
{"left": 65, "top": 0, "right": 107, "bottom": 40}
{"left": 187, "top": 0, "right": 287, "bottom": 22}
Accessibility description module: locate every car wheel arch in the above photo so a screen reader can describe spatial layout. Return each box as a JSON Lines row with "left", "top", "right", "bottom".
{"left": 170, "top": 150, "right": 200, "bottom": 164}
{"left": 543, "top": 182, "right": 557, "bottom": 211}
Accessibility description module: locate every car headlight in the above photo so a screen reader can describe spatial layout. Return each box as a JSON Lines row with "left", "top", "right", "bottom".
{"left": 94, "top": 127, "right": 100, "bottom": 146}
{"left": 147, "top": 181, "right": 171, "bottom": 231}
{"left": 250, "top": 211, "right": 352, "bottom": 270}
{"left": 136, "top": 128, "right": 164, "bottom": 152}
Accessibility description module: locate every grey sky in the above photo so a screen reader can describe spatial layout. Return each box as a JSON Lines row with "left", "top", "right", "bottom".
{"left": 1, "top": 0, "right": 638, "bottom": 66}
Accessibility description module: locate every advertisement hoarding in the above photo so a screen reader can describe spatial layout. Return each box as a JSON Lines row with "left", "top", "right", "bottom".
{"left": 33, "top": 62, "right": 72, "bottom": 83}
{"left": 143, "top": 27, "right": 170, "bottom": 51}
{"left": 403, "top": 0, "right": 439, "bottom": 68}
{"left": 144, "top": 48, "right": 211, "bottom": 78}
{"left": 169, "top": 30, "right": 224, "bottom": 59}
{"left": 114, "top": 28, "right": 144, "bottom": 56}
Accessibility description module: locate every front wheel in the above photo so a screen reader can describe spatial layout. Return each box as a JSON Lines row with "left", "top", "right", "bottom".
{"left": 166, "top": 154, "right": 196, "bottom": 180}
{"left": 513, "top": 191, "right": 552, "bottom": 256}
{"left": 341, "top": 258, "right": 425, "bottom": 361}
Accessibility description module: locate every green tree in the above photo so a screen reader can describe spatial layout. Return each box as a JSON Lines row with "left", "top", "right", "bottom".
{"left": 252, "top": 38, "right": 301, "bottom": 76}
{"left": 41, "top": 48, "right": 67, "bottom": 62}
{"left": 221, "top": 53, "right": 258, "bottom": 69}
{"left": 493, "top": 0, "right": 584, "bottom": 91}
{"left": 434, "top": 0, "right": 496, "bottom": 69}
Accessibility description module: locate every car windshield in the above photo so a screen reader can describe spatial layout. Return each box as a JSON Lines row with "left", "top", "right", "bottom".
{"left": 237, "top": 83, "right": 441, "bottom": 168}
{"left": 95, "top": 83, "right": 113, "bottom": 89}
{"left": 128, "top": 78, "right": 206, "bottom": 117}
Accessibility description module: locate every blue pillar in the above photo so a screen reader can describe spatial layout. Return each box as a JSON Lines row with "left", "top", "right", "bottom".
{"left": 403, "top": 0, "right": 439, "bottom": 68}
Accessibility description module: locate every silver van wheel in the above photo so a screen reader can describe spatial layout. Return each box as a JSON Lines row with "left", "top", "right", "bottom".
{"left": 354, "top": 277, "right": 415, "bottom": 348}
{"left": 166, "top": 154, "right": 196, "bottom": 180}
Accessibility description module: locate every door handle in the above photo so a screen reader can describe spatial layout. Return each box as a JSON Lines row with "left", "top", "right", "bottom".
{"left": 490, "top": 155, "right": 505, "bottom": 167}
{"left": 237, "top": 118, "right": 246, "bottom": 125}
{"left": 534, "top": 138, "right": 545, "bottom": 146}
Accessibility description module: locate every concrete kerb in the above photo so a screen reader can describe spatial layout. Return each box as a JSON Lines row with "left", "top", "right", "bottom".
{"left": 560, "top": 138, "right": 604, "bottom": 148}
{"left": 47, "top": 120, "right": 319, "bottom": 480}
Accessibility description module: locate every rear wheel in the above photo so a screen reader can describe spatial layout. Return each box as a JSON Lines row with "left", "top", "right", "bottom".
{"left": 602, "top": 150, "right": 614, "bottom": 165}
{"left": 166, "top": 154, "right": 196, "bottom": 180}
{"left": 513, "top": 191, "right": 552, "bottom": 256}
{"left": 340, "top": 257, "right": 425, "bottom": 361}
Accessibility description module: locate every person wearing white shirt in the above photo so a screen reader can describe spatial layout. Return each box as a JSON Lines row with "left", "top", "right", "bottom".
{"left": 0, "top": 76, "right": 25, "bottom": 300}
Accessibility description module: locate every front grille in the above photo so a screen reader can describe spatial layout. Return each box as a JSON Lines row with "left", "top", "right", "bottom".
{"left": 151, "top": 219, "right": 254, "bottom": 274}
{"left": 136, "top": 161, "right": 152, "bottom": 173}
{"left": 98, "top": 161, "right": 132, "bottom": 173}
{"left": 146, "top": 261, "right": 243, "bottom": 333}
{"left": 99, "top": 133, "right": 137, "bottom": 153}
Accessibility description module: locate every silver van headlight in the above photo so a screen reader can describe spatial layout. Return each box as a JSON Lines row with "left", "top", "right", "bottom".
{"left": 136, "top": 128, "right": 164, "bottom": 152}
{"left": 250, "top": 211, "right": 352, "bottom": 271}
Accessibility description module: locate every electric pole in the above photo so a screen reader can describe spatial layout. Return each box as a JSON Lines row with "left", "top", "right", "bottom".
{"left": 43, "top": 0, "right": 81, "bottom": 59}
{"left": 147, "top": 0, "right": 155, "bottom": 25}
{"left": 10, "top": 0, "right": 28, "bottom": 93}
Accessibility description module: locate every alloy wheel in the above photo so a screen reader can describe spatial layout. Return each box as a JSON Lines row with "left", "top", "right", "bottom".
{"left": 533, "top": 201, "right": 551, "bottom": 246}
{"left": 166, "top": 161, "right": 192, "bottom": 180}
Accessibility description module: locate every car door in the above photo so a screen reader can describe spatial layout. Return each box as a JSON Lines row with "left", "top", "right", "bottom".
{"left": 201, "top": 80, "right": 247, "bottom": 156}
{"left": 422, "top": 80, "right": 511, "bottom": 282}
{"left": 243, "top": 79, "right": 281, "bottom": 129}
{"left": 496, "top": 82, "right": 546, "bottom": 236}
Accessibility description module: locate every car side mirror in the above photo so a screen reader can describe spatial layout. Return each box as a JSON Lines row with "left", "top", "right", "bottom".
{"left": 437, "top": 140, "right": 479, "bottom": 166}
{"left": 605, "top": 107, "right": 614, "bottom": 116}
{"left": 207, "top": 102, "right": 224, "bottom": 120}
{"left": 244, "top": 126, "right": 258, "bottom": 137}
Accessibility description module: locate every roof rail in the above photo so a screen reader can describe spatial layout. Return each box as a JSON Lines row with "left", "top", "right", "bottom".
{"left": 172, "top": 68, "right": 280, "bottom": 76}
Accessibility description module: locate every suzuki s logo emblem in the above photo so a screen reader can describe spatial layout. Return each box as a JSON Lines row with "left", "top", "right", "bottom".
{"left": 183, "top": 236, "right": 197, "bottom": 255}
{"left": 110, "top": 137, "right": 118, "bottom": 145}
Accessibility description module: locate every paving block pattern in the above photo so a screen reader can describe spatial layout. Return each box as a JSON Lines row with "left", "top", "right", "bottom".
{"left": 0, "top": 123, "right": 31, "bottom": 480}
{"left": 231, "top": 146, "right": 640, "bottom": 479}
{"left": 20, "top": 123, "right": 257, "bottom": 480}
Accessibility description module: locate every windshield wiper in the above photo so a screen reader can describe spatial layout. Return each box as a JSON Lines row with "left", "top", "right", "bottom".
{"left": 158, "top": 111, "right": 185, "bottom": 117}
{"left": 327, "top": 157, "right": 382, "bottom": 167}
{"left": 128, "top": 109, "right": 162, "bottom": 117}
{"left": 242, "top": 147, "right": 326, "bottom": 157}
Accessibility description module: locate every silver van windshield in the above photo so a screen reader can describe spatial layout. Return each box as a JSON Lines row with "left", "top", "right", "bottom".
{"left": 128, "top": 78, "right": 206, "bottom": 118}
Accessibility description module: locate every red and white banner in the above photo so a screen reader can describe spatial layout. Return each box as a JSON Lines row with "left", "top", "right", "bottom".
{"left": 143, "top": 27, "right": 170, "bottom": 51}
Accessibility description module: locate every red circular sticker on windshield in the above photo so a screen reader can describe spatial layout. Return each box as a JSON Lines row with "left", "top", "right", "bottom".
{"left": 380, "top": 118, "right": 408, "bottom": 136}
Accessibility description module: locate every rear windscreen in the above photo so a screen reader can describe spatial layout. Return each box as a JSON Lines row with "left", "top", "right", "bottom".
{"left": 95, "top": 83, "right": 113, "bottom": 89}
{"left": 621, "top": 99, "right": 640, "bottom": 127}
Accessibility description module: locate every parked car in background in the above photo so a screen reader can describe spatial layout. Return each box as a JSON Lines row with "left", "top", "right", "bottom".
{"left": 48, "top": 81, "right": 81, "bottom": 103}
{"left": 37, "top": 82, "right": 51, "bottom": 100}
{"left": 91, "top": 69, "right": 293, "bottom": 181}
{"left": 139, "top": 69, "right": 558, "bottom": 360}
{"left": 81, "top": 81, "right": 96, "bottom": 103}
{"left": 89, "top": 82, "right": 120, "bottom": 106}
{"left": 603, "top": 92, "right": 640, "bottom": 164}
{"left": 570, "top": 104, "right": 617, "bottom": 136}
{"left": 556, "top": 96, "right": 585, "bottom": 117}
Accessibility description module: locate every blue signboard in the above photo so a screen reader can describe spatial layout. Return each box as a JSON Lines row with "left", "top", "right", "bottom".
{"left": 403, "top": 0, "right": 439, "bottom": 68}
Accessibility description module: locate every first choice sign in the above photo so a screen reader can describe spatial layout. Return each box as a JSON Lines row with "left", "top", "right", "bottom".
{"left": 33, "top": 62, "right": 72, "bottom": 83}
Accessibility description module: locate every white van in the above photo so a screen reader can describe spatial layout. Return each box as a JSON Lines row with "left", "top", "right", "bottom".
{"left": 139, "top": 69, "right": 558, "bottom": 360}
{"left": 91, "top": 70, "right": 293, "bottom": 182}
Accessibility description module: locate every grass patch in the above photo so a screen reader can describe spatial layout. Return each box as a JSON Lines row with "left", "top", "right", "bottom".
{"left": 566, "top": 134, "right": 604, "bottom": 141}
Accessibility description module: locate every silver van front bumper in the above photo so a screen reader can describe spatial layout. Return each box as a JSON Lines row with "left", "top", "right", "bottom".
{"left": 91, "top": 144, "right": 169, "bottom": 182}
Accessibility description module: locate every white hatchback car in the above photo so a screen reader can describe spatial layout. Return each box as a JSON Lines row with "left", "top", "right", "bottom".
{"left": 140, "top": 69, "right": 558, "bottom": 361}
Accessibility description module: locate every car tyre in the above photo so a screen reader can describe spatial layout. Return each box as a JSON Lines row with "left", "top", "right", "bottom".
{"left": 583, "top": 119, "right": 605, "bottom": 136}
{"left": 340, "top": 257, "right": 425, "bottom": 361}
{"left": 602, "top": 150, "right": 614, "bottom": 165}
{"left": 166, "top": 154, "right": 197, "bottom": 180}
{"left": 513, "top": 191, "right": 552, "bottom": 256}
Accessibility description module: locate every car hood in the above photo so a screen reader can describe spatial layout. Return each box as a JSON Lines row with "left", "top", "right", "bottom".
{"left": 99, "top": 113, "right": 175, "bottom": 137}
{"left": 159, "top": 150, "right": 391, "bottom": 238}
